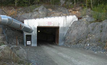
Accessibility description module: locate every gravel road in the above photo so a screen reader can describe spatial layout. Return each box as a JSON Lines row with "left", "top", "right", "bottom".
{"left": 22, "top": 44, "right": 107, "bottom": 65}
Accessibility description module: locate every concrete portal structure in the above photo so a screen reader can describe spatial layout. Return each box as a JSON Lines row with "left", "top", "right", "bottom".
{"left": 24, "top": 15, "right": 78, "bottom": 46}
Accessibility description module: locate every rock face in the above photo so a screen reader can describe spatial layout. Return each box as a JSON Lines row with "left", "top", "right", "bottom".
{"left": 49, "top": 6, "right": 69, "bottom": 16}
{"left": 0, "top": 45, "right": 29, "bottom": 65}
{"left": 17, "top": 5, "right": 69, "bottom": 20}
{"left": 18, "top": 5, "right": 49, "bottom": 19}
{"left": 2, "top": 26, "right": 23, "bottom": 45}
{"left": 11, "top": 46, "right": 27, "bottom": 60}
{"left": 32, "top": 5, "right": 49, "bottom": 18}
{"left": 0, "top": 45, "right": 20, "bottom": 62}
{"left": 0, "top": 9, "right": 6, "bottom": 15}
{"left": 65, "top": 15, "right": 107, "bottom": 52}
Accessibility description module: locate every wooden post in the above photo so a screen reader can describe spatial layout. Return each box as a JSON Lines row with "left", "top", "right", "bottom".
{"left": 55, "top": 27, "right": 59, "bottom": 45}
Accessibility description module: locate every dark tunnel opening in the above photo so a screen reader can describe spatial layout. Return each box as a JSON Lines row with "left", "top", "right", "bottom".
{"left": 37, "top": 26, "right": 59, "bottom": 45}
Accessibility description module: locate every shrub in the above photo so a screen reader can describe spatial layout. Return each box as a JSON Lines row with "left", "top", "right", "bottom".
{"left": 81, "top": 4, "right": 107, "bottom": 22}
{"left": 91, "top": 4, "right": 107, "bottom": 21}
{"left": 81, "top": 8, "right": 87, "bottom": 16}
{"left": 92, "top": 4, "right": 107, "bottom": 13}
{"left": 50, "top": 0, "right": 60, "bottom": 5}
{"left": 92, "top": 12, "right": 107, "bottom": 22}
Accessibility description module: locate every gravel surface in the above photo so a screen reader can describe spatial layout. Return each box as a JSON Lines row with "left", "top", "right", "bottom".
{"left": 21, "top": 44, "right": 107, "bottom": 65}
{"left": 21, "top": 44, "right": 57, "bottom": 65}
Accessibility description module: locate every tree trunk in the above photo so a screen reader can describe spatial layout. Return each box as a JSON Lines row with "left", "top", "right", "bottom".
{"left": 74, "top": 0, "right": 76, "bottom": 6}
{"left": 15, "top": 0, "right": 18, "bottom": 7}
{"left": 86, "top": 0, "right": 87, "bottom": 8}
{"left": 60, "top": 0, "right": 65, "bottom": 6}
{"left": 28, "top": 0, "right": 31, "bottom": 5}
{"left": 90, "top": 0, "right": 93, "bottom": 8}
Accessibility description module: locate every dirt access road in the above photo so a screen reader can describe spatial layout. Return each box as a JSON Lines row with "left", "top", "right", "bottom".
{"left": 22, "top": 44, "right": 107, "bottom": 65}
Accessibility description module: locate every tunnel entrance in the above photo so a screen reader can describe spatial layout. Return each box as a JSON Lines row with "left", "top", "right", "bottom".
{"left": 37, "top": 26, "right": 59, "bottom": 45}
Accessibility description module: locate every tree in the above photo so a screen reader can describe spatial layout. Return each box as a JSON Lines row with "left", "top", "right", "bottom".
{"left": 15, "top": 0, "right": 18, "bottom": 7}
{"left": 74, "top": 0, "right": 76, "bottom": 6}
{"left": 90, "top": 0, "right": 93, "bottom": 8}
{"left": 86, "top": 0, "right": 88, "bottom": 8}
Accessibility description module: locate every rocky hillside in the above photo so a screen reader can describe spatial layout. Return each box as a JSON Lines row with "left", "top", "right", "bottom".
{"left": 0, "top": 5, "right": 107, "bottom": 53}
{"left": 65, "top": 15, "right": 107, "bottom": 52}
{"left": 0, "top": 45, "right": 31, "bottom": 65}
{"left": 0, "top": 5, "right": 81, "bottom": 21}
{"left": 0, "top": 5, "right": 81, "bottom": 45}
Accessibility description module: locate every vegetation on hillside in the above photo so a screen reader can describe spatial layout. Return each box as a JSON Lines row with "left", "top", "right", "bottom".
{"left": 0, "top": 0, "right": 107, "bottom": 7}
{"left": 0, "top": 0, "right": 107, "bottom": 21}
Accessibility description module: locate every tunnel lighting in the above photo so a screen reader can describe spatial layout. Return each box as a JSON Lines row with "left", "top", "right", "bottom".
{"left": 38, "top": 30, "right": 40, "bottom": 32}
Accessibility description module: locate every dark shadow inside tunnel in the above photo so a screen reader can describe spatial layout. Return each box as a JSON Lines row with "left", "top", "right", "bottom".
{"left": 37, "top": 26, "right": 59, "bottom": 45}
